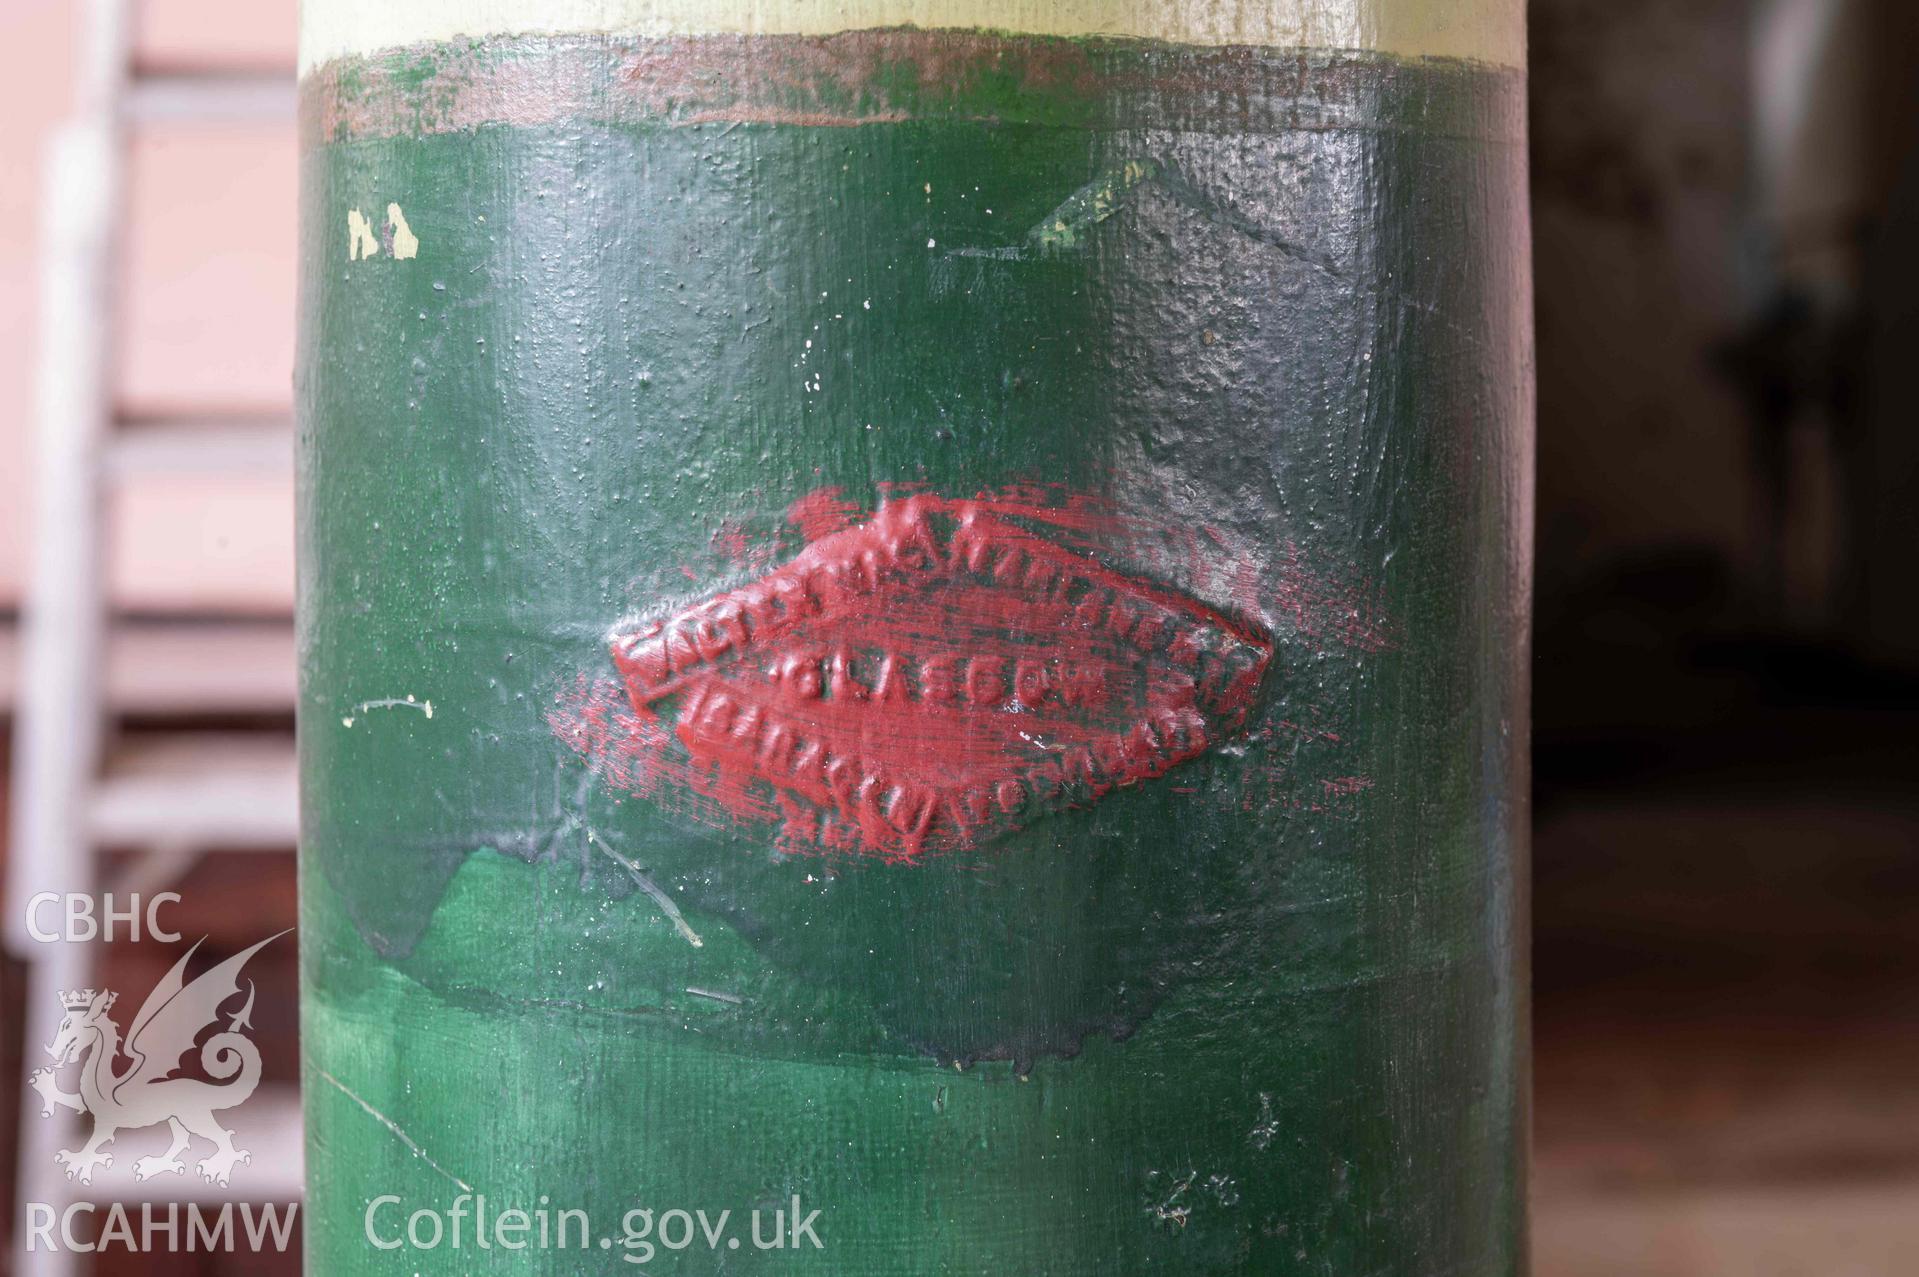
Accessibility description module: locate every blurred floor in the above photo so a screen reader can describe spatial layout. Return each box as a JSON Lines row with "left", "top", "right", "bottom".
{"left": 1526, "top": 551, "right": 1919, "bottom": 1274}
{"left": 1533, "top": 798, "right": 1919, "bottom": 1275}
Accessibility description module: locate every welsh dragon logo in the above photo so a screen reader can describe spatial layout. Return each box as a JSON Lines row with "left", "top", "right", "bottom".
{"left": 30, "top": 932, "right": 286, "bottom": 1186}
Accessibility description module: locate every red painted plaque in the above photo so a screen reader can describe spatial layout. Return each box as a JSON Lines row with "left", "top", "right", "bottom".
{"left": 603, "top": 492, "right": 1273, "bottom": 861}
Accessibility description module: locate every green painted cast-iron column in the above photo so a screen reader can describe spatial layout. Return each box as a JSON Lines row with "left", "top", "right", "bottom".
{"left": 297, "top": 2, "right": 1532, "bottom": 1271}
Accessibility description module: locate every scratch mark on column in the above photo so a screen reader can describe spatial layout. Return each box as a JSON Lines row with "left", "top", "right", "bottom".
{"left": 684, "top": 986, "right": 744, "bottom": 1005}
{"left": 583, "top": 825, "right": 705, "bottom": 948}
{"left": 341, "top": 694, "right": 434, "bottom": 727}
{"left": 1149, "top": 1169, "right": 1198, "bottom": 1226}
{"left": 314, "top": 1066, "right": 473, "bottom": 1193}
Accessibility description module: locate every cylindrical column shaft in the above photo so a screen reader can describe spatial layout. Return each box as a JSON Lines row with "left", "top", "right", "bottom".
{"left": 298, "top": 3, "right": 1531, "bottom": 1271}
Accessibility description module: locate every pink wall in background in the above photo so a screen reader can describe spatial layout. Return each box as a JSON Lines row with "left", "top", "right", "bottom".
{"left": 123, "top": 126, "right": 296, "bottom": 418}
{"left": 140, "top": 0, "right": 296, "bottom": 68}
{"left": 0, "top": 0, "right": 79, "bottom": 612}
{"left": 0, "top": 0, "right": 297, "bottom": 615}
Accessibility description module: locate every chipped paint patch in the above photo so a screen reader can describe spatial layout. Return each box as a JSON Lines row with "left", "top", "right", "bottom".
{"left": 347, "top": 204, "right": 420, "bottom": 261}
{"left": 347, "top": 208, "right": 380, "bottom": 260}
{"left": 1028, "top": 160, "right": 1159, "bottom": 251}
{"left": 386, "top": 203, "right": 419, "bottom": 259}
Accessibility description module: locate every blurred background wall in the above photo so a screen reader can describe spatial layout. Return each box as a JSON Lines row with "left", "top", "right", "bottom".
{"left": 0, "top": 0, "right": 1914, "bottom": 1273}
{"left": 0, "top": 0, "right": 295, "bottom": 622}
{"left": 1530, "top": 0, "right": 1919, "bottom": 1272}
{"left": 0, "top": 2, "right": 302, "bottom": 1272}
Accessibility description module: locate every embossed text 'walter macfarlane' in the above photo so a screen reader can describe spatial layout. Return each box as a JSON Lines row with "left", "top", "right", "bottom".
{"left": 608, "top": 493, "right": 1274, "bottom": 859}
